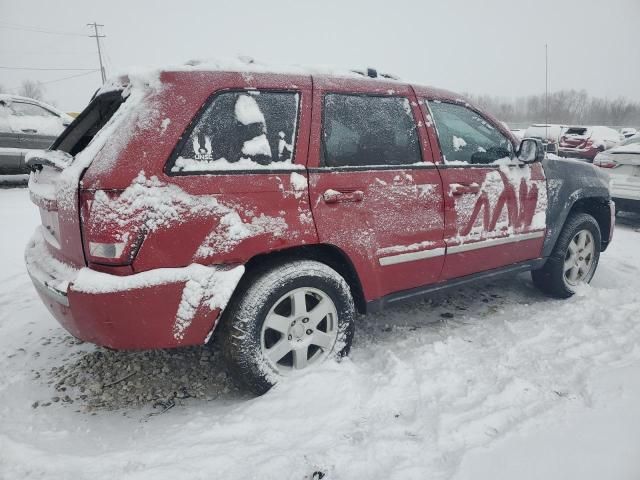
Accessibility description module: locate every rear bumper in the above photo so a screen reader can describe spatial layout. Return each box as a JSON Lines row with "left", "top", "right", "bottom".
{"left": 558, "top": 147, "right": 599, "bottom": 161}
{"left": 25, "top": 230, "right": 244, "bottom": 349}
{"left": 612, "top": 196, "right": 640, "bottom": 213}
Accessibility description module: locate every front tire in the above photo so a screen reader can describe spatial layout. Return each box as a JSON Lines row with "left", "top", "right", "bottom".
{"left": 220, "top": 260, "right": 355, "bottom": 395}
{"left": 532, "top": 213, "right": 601, "bottom": 298}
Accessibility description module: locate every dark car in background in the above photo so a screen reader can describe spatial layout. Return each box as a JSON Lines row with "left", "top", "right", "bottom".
{"left": 0, "top": 94, "right": 72, "bottom": 174}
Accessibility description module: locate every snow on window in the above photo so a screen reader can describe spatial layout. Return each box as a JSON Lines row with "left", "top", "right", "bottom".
{"left": 452, "top": 136, "right": 467, "bottom": 151}
{"left": 242, "top": 133, "right": 272, "bottom": 157}
{"left": 234, "top": 93, "right": 266, "bottom": 125}
{"left": 172, "top": 91, "right": 300, "bottom": 172}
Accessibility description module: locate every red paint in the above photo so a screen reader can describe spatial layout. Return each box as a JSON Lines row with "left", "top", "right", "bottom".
{"left": 27, "top": 70, "right": 548, "bottom": 350}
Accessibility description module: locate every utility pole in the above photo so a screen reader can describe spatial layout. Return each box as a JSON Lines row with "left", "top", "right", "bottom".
{"left": 87, "top": 22, "right": 106, "bottom": 84}
{"left": 545, "top": 43, "right": 549, "bottom": 140}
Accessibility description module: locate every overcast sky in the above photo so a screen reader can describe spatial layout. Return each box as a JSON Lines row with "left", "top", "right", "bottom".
{"left": 1, "top": 0, "right": 638, "bottom": 112}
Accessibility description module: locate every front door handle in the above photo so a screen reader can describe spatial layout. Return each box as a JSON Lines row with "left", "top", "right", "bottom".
{"left": 451, "top": 183, "right": 480, "bottom": 196}
{"left": 21, "top": 128, "right": 37, "bottom": 133}
{"left": 323, "top": 189, "right": 364, "bottom": 204}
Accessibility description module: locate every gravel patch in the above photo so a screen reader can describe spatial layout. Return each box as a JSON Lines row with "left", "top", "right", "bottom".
{"left": 38, "top": 337, "right": 242, "bottom": 412}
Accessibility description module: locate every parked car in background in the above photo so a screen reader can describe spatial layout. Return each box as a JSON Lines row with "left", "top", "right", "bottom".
{"left": 523, "top": 124, "right": 566, "bottom": 154}
{"left": 620, "top": 127, "right": 637, "bottom": 139}
{"left": 594, "top": 134, "right": 640, "bottom": 212}
{"left": 510, "top": 128, "right": 526, "bottom": 141}
{"left": 24, "top": 65, "right": 614, "bottom": 394}
{"left": 0, "top": 94, "right": 72, "bottom": 174}
{"left": 558, "top": 126, "right": 623, "bottom": 162}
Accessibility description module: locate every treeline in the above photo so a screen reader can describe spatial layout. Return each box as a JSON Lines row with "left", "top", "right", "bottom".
{"left": 465, "top": 90, "right": 640, "bottom": 127}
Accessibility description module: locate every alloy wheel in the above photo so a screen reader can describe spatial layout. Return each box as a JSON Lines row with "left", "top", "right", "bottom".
{"left": 260, "top": 287, "right": 338, "bottom": 374}
{"left": 563, "top": 229, "right": 595, "bottom": 286}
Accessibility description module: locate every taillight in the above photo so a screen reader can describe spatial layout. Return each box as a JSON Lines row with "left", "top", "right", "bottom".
{"left": 594, "top": 158, "right": 618, "bottom": 169}
{"left": 80, "top": 190, "right": 144, "bottom": 266}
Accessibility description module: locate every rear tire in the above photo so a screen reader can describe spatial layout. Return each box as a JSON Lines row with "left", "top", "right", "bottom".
{"left": 219, "top": 260, "right": 355, "bottom": 395}
{"left": 532, "top": 213, "right": 601, "bottom": 298}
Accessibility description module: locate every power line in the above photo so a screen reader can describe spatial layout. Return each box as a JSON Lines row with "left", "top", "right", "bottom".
{"left": 0, "top": 22, "right": 86, "bottom": 37}
{"left": 3, "top": 70, "right": 100, "bottom": 93}
{"left": 0, "top": 66, "right": 97, "bottom": 71}
{"left": 40, "top": 70, "right": 100, "bottom": 85}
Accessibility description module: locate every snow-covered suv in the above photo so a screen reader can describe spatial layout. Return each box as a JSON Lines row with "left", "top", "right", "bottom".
{"left": 25, "top": 63, "right": 614, "bottom": 394}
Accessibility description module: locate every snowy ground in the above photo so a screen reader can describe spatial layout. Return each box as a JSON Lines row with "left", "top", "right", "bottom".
{"left": 1, "top": 181, "right": 640, "bottom": 480}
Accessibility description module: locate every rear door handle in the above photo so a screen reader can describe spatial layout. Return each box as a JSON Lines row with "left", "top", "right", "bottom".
{"left": 21, "top": 128, "right": 37, "bottom": 133}
{"left": 451, "top": 183, "right": 480, "bottom": 195}
{"left": 323, "top": 189, "right": 364, "bottom": 204}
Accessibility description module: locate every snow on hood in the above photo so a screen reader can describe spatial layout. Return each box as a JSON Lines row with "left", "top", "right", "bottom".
{"left": 608, "top": 142, "right": 640, "bottom": 155}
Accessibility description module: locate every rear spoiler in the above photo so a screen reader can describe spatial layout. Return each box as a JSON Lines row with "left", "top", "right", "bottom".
{"left": 25, "top": 150, "right": 73, "bottom": 172}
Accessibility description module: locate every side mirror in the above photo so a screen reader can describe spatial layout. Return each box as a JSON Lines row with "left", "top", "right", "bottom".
{"left": 518, "top": 138, "right": 545, "bottom": 163}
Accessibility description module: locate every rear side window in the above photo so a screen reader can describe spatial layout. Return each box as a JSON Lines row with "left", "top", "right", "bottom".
{"left": 9, "top": 102, "right": 56, "bottom": 118}
{"left": 428, "top": 101, "right": 513, "bottom": 165}
{"left": 171, "top": 91, "right": 299, "bottom": 172}
{"left": 321, "top": 94, "right": 422, "bottom": 168}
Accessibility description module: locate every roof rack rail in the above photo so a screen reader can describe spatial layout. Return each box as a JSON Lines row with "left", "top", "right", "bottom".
{"left": 351, "top": 67, "right": 400, "bottom": 80}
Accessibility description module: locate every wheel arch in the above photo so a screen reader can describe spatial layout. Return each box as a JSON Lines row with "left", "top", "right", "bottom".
{"left": 233, "top": 243, "right": 367, "bottom": 315}
{"left": 567, "top": 196, "right": 612, "bottom": 251}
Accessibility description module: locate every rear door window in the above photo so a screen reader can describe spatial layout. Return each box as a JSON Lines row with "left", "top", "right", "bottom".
{"left": 428, "top": 101, "right": 514, "bottom": 164}
{"left": 171, "top": 91, "right": 300, "bottom": 172}
{"left": 9, "top": 102, "right": 57, "bottom": 118}
{"left": 321, "top": 94, "right": 422, "bottom": 168}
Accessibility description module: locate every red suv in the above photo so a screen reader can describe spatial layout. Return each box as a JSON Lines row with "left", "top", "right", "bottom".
{"left": 25, "top": 65, "right": 614, "bottom": 393}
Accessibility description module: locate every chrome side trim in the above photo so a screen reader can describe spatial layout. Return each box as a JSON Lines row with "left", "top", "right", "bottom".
{"left": 447, "top": 230, "right": 545, "bottom": 254}
{"left": 379, "top": 247, "right": 446, "bottom": 266}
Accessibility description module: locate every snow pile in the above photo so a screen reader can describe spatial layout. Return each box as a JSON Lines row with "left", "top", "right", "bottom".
{"left": 3, "top": 188, "right": 640, "bottom": 479}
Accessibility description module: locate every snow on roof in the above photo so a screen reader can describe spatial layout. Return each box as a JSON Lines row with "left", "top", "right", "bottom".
{"left": 96, "top": 56, "right": 406, "bottom": 97}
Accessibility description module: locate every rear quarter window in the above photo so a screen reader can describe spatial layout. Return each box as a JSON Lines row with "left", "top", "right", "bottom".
{"left": 169, "top": 91, "right": 300, "bottom": 173}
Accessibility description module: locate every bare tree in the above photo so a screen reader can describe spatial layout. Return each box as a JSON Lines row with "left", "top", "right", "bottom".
{"left": 17, "top": 80, "right": 45, "bottom": 101}
{"left": 466, "top": 90, "right": 640, "bottom": 127}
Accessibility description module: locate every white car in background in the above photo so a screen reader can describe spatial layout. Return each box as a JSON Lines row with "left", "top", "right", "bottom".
{"left": 523, "top": 124, "right": 566, "bottom": 153}
{"left": 594, "top": 134, "right": 640, "bottom": 212}
{"left": 0, "top": 94, "right": 73, "bottom": 174}
{"left": 620, "top": 127, "right": 637, "bottom": 139}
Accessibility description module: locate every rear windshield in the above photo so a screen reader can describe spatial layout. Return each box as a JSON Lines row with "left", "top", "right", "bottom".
{"left": 52, "top": 90, "right": 125, "bottom": 156}
{"left": 564, "top": 127, "right": 589, "bottom": 136}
